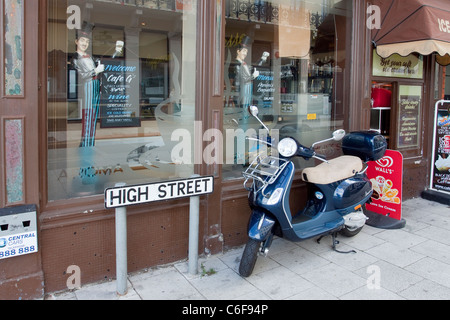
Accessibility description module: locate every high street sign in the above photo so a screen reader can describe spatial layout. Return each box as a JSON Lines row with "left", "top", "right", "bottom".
{"left": 105, "top": 176, "right": 214, "bottom": 209}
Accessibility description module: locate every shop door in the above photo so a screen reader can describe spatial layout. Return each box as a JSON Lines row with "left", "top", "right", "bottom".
{"left": 370, "top": 79, "right": 430, "bottom": 199}
{"left": 371, "top": 81, "right": 424, "bottom": 157}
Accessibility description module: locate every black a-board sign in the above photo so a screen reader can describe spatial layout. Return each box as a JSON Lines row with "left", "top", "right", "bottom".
{"left": 431, "top": 101, "right": 450, "bottom": 194}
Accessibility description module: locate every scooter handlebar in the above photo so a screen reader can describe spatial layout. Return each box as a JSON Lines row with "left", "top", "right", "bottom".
{"left": 313, "top": 153, "right": 329, "bottom": 163}
{"left": 297, "top": 145, "right": 316, "bottom": 159}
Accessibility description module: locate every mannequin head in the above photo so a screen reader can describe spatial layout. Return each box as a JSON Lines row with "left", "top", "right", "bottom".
{"left": 236, "top": 47, "right": 248, "bottom": 62}
{"left": 75, "top": 36, "right": 90, "bottom": 55}
{"left": 75, "top": 22, "right": 94, "bottom": 55}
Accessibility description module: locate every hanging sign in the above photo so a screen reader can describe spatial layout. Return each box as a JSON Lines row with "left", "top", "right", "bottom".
{"left": 430, "top": 101, "right": 450, "bottom": 194}
{"left": 105, "top": 176, "right": 214, "bottom": 209}
{"left": 366, "top": 150, "right": 404, "bottom": 221}
{"left": 372, "top": 50, "right": 423, "bottom": 79}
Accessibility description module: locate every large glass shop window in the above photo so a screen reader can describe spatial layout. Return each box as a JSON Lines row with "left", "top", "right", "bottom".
{"left": 47, "top": 0, "right": 197, "bottom": 201}
{"left": 223, "top": 0, "right": 353, "bottom": 179}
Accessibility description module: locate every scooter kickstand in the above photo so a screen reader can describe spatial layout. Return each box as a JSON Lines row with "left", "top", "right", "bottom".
{"left": 316, "top": 235, "right": 325, "bottom": 244}
{"left": 331, "top": 232, "right": 356, "bottom": 254}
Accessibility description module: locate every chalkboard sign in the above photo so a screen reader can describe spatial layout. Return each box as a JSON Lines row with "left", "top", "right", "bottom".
{"left": 397, "top": 86, "right": 421, "bottom": 149}
{"left": 100, "top": 58, "right": 140, "bottom": 128}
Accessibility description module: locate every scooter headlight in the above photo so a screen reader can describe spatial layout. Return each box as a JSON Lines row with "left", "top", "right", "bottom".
{"left": 278, "top": 138, "right": 298, "bottom": 158}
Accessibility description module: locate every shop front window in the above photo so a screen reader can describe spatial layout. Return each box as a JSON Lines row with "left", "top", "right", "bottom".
{"left": 222, "top": 0, "right": 353, "bottom": 179}
{"left": 47, "top": 0, "right": 198, "bottom": 201}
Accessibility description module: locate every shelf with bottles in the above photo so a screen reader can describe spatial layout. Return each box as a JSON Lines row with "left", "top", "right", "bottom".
{"left": 308, "top": 57, "right": 334, "bottom": 94}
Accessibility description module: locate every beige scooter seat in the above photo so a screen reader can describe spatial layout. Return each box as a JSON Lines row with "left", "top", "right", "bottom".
{"left": 301, "top": 156, "right": 363, "bottom": 185}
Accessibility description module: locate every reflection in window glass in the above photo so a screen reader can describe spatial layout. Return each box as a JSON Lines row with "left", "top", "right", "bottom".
{"left": 223, "top": 0, "right": 353, "bottom": 180}
{"left": 47, "top": 0, "right": 197, "bottom": 201}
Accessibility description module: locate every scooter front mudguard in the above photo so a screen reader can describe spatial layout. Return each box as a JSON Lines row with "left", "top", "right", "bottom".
{"left": 247, "top": 209, "right": 276, "bottom": 242}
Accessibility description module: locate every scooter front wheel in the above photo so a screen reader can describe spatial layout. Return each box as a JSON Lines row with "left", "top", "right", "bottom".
{"left": 239, "top": 238, "right": 261, "bottom": 278}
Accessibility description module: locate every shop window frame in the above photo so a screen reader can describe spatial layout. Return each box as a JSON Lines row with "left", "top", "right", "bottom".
{"left": 39, "top": 0, "right": 204, "bottom": 214}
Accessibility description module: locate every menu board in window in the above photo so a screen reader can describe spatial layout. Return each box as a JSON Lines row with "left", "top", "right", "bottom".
{"left": 100, "top": 58, "right": 141, "bottom": 128}
{"left": 397, "top": 85, "right": 422, "bottom": 149}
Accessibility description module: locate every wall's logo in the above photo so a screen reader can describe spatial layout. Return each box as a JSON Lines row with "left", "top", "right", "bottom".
{"left": 376, "top": 156, "right": 394, "bottom": 168}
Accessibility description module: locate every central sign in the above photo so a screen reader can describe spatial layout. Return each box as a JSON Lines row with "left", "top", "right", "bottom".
{"left": 105, "top": 176, "right": 214, "bottom": 209}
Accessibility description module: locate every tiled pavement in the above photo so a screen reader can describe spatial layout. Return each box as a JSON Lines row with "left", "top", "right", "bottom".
{"left": 49, "top": 197, "right": 450, "bottom": 301}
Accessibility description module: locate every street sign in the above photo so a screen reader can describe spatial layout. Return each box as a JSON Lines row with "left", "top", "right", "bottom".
{"left": 105, "top": 176, "right": 214, "bottom": 209}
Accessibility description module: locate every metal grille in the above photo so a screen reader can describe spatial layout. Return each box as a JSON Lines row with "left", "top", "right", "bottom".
{"left": 95, "top": 0, "right": 179, "bottom": 11}
{"left": 225, "top": 0, "right": 323, "bottom": 28}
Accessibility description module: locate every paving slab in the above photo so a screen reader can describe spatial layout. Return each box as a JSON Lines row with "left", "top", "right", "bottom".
{"left": 49, "top": 198, "right": 450, "bottom": 301}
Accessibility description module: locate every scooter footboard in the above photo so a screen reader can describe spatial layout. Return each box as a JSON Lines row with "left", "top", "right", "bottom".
{"left": 248, "top": 209, "right": 276, "bottom": 242}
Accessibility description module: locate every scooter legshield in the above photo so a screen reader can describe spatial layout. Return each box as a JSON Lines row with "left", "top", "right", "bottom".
{"left": 248, "top": 209, "right": 276, "bottom": 242}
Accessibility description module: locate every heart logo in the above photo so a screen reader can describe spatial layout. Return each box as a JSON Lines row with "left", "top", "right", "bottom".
{"left": 376, "top": 156, "right": 394, "bottom": 168}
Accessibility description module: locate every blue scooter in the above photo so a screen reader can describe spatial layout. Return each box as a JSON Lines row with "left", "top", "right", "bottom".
{"left": 239, "top": 106, "right": 387, "bottom": 277}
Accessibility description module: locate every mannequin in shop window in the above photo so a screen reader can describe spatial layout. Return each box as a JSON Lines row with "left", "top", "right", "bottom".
{"left": 233, "top": 37, "right": 259, "bottom": 123}
{"left": 232, "top": 36, "right": 269, "bottom": 126}
{"left": 71, "top": 23, "right": 124, "bottom": 184}
{"left": 72, "top": 22, "right": 104, "bottom": 148}
{"left": 229, "top": 36, "right": 269, "bottom": 164}
{"left": 71, "top": 22, "right": 104, "bottom": 184}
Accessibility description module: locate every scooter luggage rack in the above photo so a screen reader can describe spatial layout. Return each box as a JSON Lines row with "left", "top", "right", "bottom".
{"left": 243, "top": 155, "right": 289, "bottom": 195}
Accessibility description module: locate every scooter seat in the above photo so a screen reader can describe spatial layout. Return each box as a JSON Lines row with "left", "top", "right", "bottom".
{"left": 302, "top": 156, "right": 363, "bottom": 185}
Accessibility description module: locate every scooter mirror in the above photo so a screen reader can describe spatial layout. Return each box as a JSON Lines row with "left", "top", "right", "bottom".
{"left": 248, "top": 105, "right": 270, "bottom": 132}
{"left": 248, "top": 105, "right": 259, "bottom": 117}
{"left": 333, "top": 129, "right": 346, "bottom": 141}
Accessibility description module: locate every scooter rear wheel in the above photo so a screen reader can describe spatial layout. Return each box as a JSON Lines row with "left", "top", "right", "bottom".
{"left": 239, "top": 238, "right": 261, "bottom": 278}
{"left": 339, "top": 225, "right": 364, "bottom": 237}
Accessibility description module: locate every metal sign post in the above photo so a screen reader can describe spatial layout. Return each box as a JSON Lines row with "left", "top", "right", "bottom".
{"left": 114, "top": 183, "right": 128, "bottom": 296}
{"left": 188, "top": 175, "right": 201, "bottom": 275}
{"left": 105, "top": 176, "right": 214, "bottom": 295}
